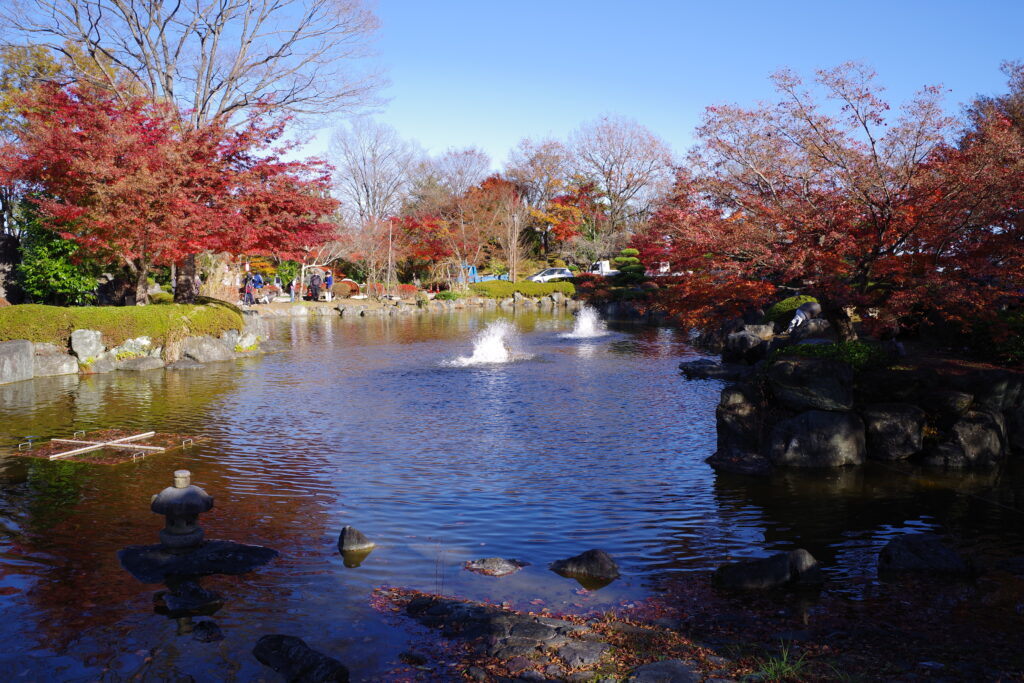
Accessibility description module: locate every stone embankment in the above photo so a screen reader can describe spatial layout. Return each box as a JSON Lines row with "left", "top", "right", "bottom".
{"left": 0, "top": 310, "right": 266, "bottom": 385}
{"left": 251, "top": 292, "right": 581, "bottom": 319}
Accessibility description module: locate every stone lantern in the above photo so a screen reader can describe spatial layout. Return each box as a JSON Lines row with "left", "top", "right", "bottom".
{"left": 150, "top": 470, "right": 213, "bottom": 550}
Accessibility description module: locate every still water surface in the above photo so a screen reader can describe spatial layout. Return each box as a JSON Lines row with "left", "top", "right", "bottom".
{"left": 0, "top": 310, "right": 1022, "bottom": 680}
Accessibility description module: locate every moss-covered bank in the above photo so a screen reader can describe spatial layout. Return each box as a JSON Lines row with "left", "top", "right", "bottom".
{"left": 0, "top": 302, "right": 243, "bottom": 349}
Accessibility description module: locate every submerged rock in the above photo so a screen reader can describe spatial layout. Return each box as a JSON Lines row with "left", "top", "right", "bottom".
{"left": 119, "top": 540, "right": 278, "bottom": 583}
{"left": 713, "top": 549, "right": 822, "bottom": 590}
{"left": 337, "top": 525, "right": 374, "bottom": 552}
{"left": 253, "top": 634, "right": 349, "bottom": 682}
{"left": 464, "top": 557, "right": 527, "bottom": 576}
{"left": 678, "top": 359, "right": 754, "bottom": 381}
{"left": 625, "top": 659, "right": 700, "bottom": 682}
{"left": 878, "top": 533, "right": 973, "bottom": 577}
{"left": 550, "top": 549, "right": 620, "bottom": 584}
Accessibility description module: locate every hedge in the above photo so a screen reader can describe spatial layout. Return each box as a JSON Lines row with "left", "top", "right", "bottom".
{"left": 0, "top": 302, "right": 243, "bottom": 349}
{"left": 468, "top": 281, "right": 576, "bottom": 298}
{"left": 765, "top": 295, "right": 818, "bottom": 324}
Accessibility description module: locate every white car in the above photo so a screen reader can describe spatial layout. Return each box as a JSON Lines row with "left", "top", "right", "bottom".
{"left": 526, "top": 267, "right": 573, "bottom": 283}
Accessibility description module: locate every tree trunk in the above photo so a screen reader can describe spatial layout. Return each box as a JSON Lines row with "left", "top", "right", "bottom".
{"left": 134, "top": 262, "right": 150, "bottom": 305}
{"left": 822, "top": 300, "right": 857, "bottom": 343}
{"left": 174, "top": 254, "right": 200, "bottom": 304}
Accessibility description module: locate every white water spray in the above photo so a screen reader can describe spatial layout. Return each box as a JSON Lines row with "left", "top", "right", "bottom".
{"left": 561, "top": 306, "right": 607, "bottom": 339}
{"left": 448, "top": 320, "right": 526, "bottom": 366}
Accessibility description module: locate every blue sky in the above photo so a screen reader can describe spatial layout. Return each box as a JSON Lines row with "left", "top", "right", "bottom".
{"left": 300, "top": 0, "right": 1024, "bottom": 167}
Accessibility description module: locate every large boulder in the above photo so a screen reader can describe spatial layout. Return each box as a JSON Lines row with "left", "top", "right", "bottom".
{"left": 32, "top": 343, "right": 78, "bottom": 377}
{"left": 921, "top": 410, "right": 1006, "bottom": 468}
{"left": 713, "top": 549, "right": 822, "bottom": 590}
{"left": 253, "top": 635, "right": 349, "bottom": 682}
{"left": 768, "top": 410, "right": 866, "bottom": 468}
{"left": 878, "top": 533, "right": 973, "bottom": 576}
{"left": 116, "top": 356, "right": 166, "bottom": 372}
{"left": 722, "top": 330, "right": 767, "bottom": 364}
{"left": 549, "top": 549, "right": 620, "bottom": 580}
{"left": 181, "top": 336, "right": 235, "bottom": 363}
{"left": 790, "top": 318, "right": 832, "bottom": 342}
{"left": 861, "top": 403, "right": 926, "bottom": 461}
{"left": 707, "top": 383, "right": 772, "bottom": 475}
{"left": 337, "top": 525, "right": 374, "bottom": 552}
{"left": 766, "top": 357, "right": 854, "bottom": 411}
{"left": 70, "top": 329, "right": 105, "bottom": 361}
{"left": 922, "top": 390, "right": 974, "bottom": 425}
{"left": 0, "top": 340, "right": 33, "bottom": 385}
{"left": 743, "top": 323, "right": 775, "bottom": 341}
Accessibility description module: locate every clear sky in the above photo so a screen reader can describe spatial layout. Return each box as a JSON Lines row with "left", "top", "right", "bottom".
{"left": 299, "top": 0, "right": 1024, "bottom": 168}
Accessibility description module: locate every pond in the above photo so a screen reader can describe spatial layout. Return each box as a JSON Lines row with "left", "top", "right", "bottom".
{"left": 0, "top": 309, "right": 1022, "bottom": 680}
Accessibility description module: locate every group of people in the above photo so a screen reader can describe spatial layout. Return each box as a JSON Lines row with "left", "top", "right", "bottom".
{"left": 241, "top": 269, "right": 335, "bottom": 305}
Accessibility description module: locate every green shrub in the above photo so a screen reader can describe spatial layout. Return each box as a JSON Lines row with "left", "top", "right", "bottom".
{"left": 765, "top": 295, "right": 818, "bottom": 325}
{"left": 778, "top": 341, "right": 893, "bottom": 371}
{"left": 434, "top": 290, "right": 461, "bottom": 301}
{"left": 613, "top": 247, "right": 645, "bottom": 285}
{"left": 149, "top": 291, "right": 174, "bottom": 304}
{"left": 16, "top": 209, "right": 100, "bottom": 306}
{"left": 0, "top": 303, "right": 243, "bottom": 348}
{"left": 468, "top": 280, "right": 576, "bottom": 298}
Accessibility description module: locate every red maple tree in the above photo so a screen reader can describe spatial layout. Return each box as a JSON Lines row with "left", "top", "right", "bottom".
{"left": 1, "top": 83, "right": 337, "bottom": 303}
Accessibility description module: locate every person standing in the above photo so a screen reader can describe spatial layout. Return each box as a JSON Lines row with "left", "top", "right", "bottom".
{"left": 310, "top": 272, "right": 322, "bottom": 301}
{"left": 289, "top": 277, "right": 297, "bottom": 302}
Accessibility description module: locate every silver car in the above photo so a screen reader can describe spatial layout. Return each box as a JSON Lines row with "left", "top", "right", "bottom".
{"left": 526, "top": 267, "right": 573, "bottom": 283}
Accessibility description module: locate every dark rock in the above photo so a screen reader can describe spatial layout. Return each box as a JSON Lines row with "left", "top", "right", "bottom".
{"left": 192, "top": 620, "right": 224, "bottom": 642}
{"left": 722, "top": 330, "right": 767, "bottom": 364}
{"left": 922, "top": 390, "right": 974, "bottom": 423}
{"left": 0, "top": 340, "right": 33, "bottom": 385}
{"left": 789, "top": 318, "right": 831, "bottom": 342}
{"left": 743, "top": 324, "right": 775, "bottom": 341}
{"left": 713, "top": 549, "right": 821, "bottom": 590}
{"left": 714, "top": 383, "right": 765, "bottom": 462}
{"left": 253, "top": 634, "right": 349, "bottom": 682}
{"left": 181, "top": 336, "right": 235, "bottom": 363}
{"left": 768, "top": 410, "right": 866, "bottom": 468}
{"left": 466, "top": 666, "right": 488, "bottom": 681}
{"left": 878, "top": 533, "right": 973, "bottom": 576}
{"left": 557, "top": 641, "right": 609, "bottom": 667}
{"left": 119, "top": 540, "right": 278, "bottom": 583}
{"left": 154, "top": 579, "right": 223, "bottom": 617}
{"left": 948, "top": 368, "right": 1024, "bottom": 413}
{"left": 465, "top": 557, "right": 528, "bottom": 576}
{"left": 705, "top": 450, "right": 772, "bottom": 476}
{"left": 337, "top": 525, "right": 374, "bottom": 552}
{"left": 625, "top": 659, "right": 700, "bottom": 682}
{"left": 678, "top": 359, "right": 754, "bottom": 381}
{"left": 921, "top": 410, "right": 1006, "bottom": 468}
{"left": 550, "top": 549, "right": 620, "bottom": 581}
{"left": 861, "top": 403, "right": 926, "bottom": 460}
{"left": 766, "top": 357, "right": 854, "bottom": 412}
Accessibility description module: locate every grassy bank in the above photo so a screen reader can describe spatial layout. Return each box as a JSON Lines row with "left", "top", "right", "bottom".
{"left": 0, "top": 302, "right": 243, "bottom": 348}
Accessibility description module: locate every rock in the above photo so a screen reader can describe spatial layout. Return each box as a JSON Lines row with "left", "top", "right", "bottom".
{"left": 713, "top": 383, "right": 765, "bottom": 465}
{"left": 789, "top": 318, "right": 832, "bottom": 342}
{"left": 743, "top": 324, "right": 775, "bottom": 341}
{"left": 768, "top": 410, "right": 866, "bottom": 468}
{"left": 85, "top": 357, "right": 116, "bottom": 374}
{"left": 625, "top": 659, "right": 700, "bottom": 682}
{"left": 678, "top": 359, "right": 754, "bottom": 381}
{"left": 111, "top": 336, "right": 152, "bottom": 358}
{"left": 116, "top": 356, "right": 166, "bottom": 372}
{"left": 181, "top": 336, "right": 235, "bottom": 363}
{"left": 923, "top": 390, "right": 974, "bottom": 423}
{"left": 922, "top": 410, "right": 1006, "bottom": 468}
{"left": 241, "top": 310, "right": 265, "bottom": 338}
{"left": 290, "top": 305, "right": 310, "bottom": 316}
{"left": 466, "top": 666, "right": 488, "bottom": 681}
{"left": 0, "top": 340, "right": 33, "bottom": 385}
{"left": 722, "top": 330, "right": 767, "bottom": 364}
{"left": 558, "top": 641, "right": 609, "bottom": 667}
{"left": 766, "top": 357, "right": 854, "bottom": 411}
{"left": 236, "top": 332, "right": 259, "bottom": 350}
{"left": 220, "top": 329, "right": 240, "bottom": 349}
{"left": 253, "top": 634, "right": 349, "bottom": 682}
{"left": 550, "top": 549, "right": 620, "bottom": 581}
{"left": 878, "top": 533, "right": 973, "bottom": 576}
{"left": 861, "top": 403, "right": 926, "bottom": 460}
{"left": 70, "top": 329, "right": 105, "bottom": 360}
{"left": 154, "top": 579, "right": 223, "bottom": 617}
{"left": 713, "top": 549, "right": 821, "bottom": 590}
{"left": 192, "top": 620, "right": 224, "bottom": 643}
{"left": 31, "top": 344, "right": 78, "bottom": 377}
{"left": 465, "top": 557, "right": 527, "bottom": 576}
{"left": 337, "top": 525, "right": 374, "bottom": 552}
{"left": 167, "top": 359, "right": 205, "bottom": 371}
{"left": 118, "top": 540, "right": 278, "bottom": 583}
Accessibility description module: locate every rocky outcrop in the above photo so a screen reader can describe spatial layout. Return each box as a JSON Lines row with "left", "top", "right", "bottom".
{"left": 707, "top": 383, "right": 773, "bottom": 476}
{"left": 713, "top": 549, "right": 822, "bottom": 590}
{"left": 878, "top": 534, "right": 973, "bottom": 576}
{"left": 32, "top": 342, "right": 78, "bottom": 377}
{"left": 768, "top": 410, "right": 866, "bottom": 468}
{"left": 70, "top": 329, "right": 104, "bottom": 361}
{"left": 464, "top": 557, "right": 527, "bottom": 576}
{"left": 337, "top": 525, "right": 374, "bottom": 552}
{"left": 922, "top": 410, "right": 1007, "bottom": 468}
{"left": 678, "top": 358, "right": 754, "bottom": 381}
{"left": 181, "top": 336, "right": 235, "bottom": 363}
{"left": 549, "top": 549, "right": 620, "bottom": 581}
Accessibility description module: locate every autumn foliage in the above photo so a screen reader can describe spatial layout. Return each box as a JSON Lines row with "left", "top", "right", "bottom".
{"left": 635, "top": 63, "right": 1024, "bottom": 340}
{"left": 0, "top": 83, "right": 337, "bottom": 303}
